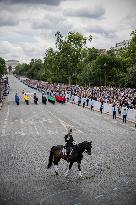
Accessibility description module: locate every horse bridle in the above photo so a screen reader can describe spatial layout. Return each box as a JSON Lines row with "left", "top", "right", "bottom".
{"left": 85, "top": 142, "right": 92, "bottom": 153}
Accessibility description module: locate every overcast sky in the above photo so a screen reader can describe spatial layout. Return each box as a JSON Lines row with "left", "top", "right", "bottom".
{"left": 0, "top": 0, "right": 136, "bottom": 63}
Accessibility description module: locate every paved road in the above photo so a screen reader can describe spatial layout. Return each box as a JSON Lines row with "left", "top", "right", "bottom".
{"left": 0, "top": 75, "right": 136, "bottom": 205}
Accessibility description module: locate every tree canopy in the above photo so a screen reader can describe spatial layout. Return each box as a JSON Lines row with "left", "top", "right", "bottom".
{"left": 0, "top": 57, "right": 6, "bottom": 77}
{"left": 14, "top": 30, "right": 136, "bottom": 87}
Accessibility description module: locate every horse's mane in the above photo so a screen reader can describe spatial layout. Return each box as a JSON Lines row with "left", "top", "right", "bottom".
{"left": 78, "top": 141, "right": 88, "bottom": 147}
{"left": 54, "top": 141, "right": 91, "bottom": 151}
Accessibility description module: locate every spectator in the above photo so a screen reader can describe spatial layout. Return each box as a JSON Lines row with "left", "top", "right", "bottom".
{"left": 86, "top": 97, "right": 89, "bottom": 106}
{"left": 90, "top": 98, "right": 94, "bottom": 111}
{"left": 34, "top": 93, "right": 38, "bottom": 104}
{"left": 42, "top": 92, "right": 47, "bottom": 104}
{"left": 15, "top": 92, "right": 20, "bottom": 105}
{"left": 112, "top": 104, "right": 117, "bottom": 119}
{"left": 78, "top": 96, "right": 81, "bottom": 106}
{"left": 122, "top": 105, "right": 128, "bottom": 123}
{"left": 100, "top": 102, "right": 104, "bottom": 114}
{"left": 83, "top": 98, "right": 86, "bottom": 108}
{"left": 24, "top": 93, "right": 30, "bottom": 105}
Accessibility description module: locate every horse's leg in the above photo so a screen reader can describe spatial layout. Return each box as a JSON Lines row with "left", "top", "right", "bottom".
{"left": 54, "top": 157, "right": 60, "bottom": 175}
{"left": 64, "top": 161, "right": 73, "bottom": 177}
{"left": 47, "top": 148, "right": 54, "bottom": 169}
{"left": 78, "top": 162, "right": 82, "bottom": 177}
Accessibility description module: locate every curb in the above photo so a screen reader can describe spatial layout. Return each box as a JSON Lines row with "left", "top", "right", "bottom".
{"left": 69, "top": 102, "right": 136, "bottom": 125}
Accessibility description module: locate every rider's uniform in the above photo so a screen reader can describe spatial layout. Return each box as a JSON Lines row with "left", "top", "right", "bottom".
{"left": 64, "top": 133, "right": 74, "bottom": 157}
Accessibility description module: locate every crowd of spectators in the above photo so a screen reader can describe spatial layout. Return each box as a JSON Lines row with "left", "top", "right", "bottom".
{"left": 20, "top": 77, "right": 136, "bottom": 111}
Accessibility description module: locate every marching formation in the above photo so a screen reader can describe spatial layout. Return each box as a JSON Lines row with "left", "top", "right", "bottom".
{"left": 15, "top": 91, "right": 38, "bottom": 106}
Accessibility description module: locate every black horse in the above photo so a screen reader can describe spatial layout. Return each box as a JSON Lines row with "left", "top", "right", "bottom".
{"left": 47, "top": 141, "right": 92, "bottom": 177}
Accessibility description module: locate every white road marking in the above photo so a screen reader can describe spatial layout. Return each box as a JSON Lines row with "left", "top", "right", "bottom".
{"left": 30, "top": 120, "right": 40, "bottom": 136}
{"left": 58, "top": 118, "right": 72, "bottom": 131}
{"left": 112, "top": 121, "right": 117, "bottom": 123}
{"left": 58, "top": 118, "right": 83, "bottom": 133}
{"left": 48, "top": 130, "right": 57, "bottom": 135}
{"left": 130, "top": 127, "right": 136, "bottom": 130}
{"left": 46, "top": 109, "right": 83, "bottom": 133}
{"left": 103, "top": 116, "right": 109, "bottom": 120}
{"left": 21, "top": 132, "right": 26, "bottom": 136}
{"left": 33, "top": 124, "right": 39, "bottom": 136}
{"left": 29, "top": 95, "right": 34, "bottom": 101}
{"left": 113, "top": 187, "right": 118, "bottom": 191}
{"left": 26, "top": 92, "right": 34, "bottom": 95}
{"left": 95, "top": 194, "right": 103, "bottom": 199}
{"left": 20, "top": 119, "right": 24, "bottom": 124}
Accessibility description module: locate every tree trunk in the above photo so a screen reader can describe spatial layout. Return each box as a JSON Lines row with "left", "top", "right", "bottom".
{"left": 68, "top": 76, "right": 71, "bottom": 86}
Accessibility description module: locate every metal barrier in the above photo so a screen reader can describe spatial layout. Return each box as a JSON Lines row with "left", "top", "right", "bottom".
{"left": 71, "top": 95, "right": 136, "bottom": 122}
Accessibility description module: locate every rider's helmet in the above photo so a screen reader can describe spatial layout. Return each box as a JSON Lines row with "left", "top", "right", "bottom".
{"left": 69, "top": 128, "right": 72, "bottom": 133}
{"left": 67, "top": 127, "right": 72, "bottom": 134}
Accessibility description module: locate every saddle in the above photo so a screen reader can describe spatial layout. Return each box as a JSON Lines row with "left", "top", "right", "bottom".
{"left": 62, "top": 146, "right": 73, "bottom": 156}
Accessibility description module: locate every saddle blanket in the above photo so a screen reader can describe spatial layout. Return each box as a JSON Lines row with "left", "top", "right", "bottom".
{"left": 62, "top": 148, "right": 73, "bottom": 155}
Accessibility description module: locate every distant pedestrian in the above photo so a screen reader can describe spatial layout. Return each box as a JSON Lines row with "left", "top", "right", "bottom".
{"left": 42, "top": 92, "right": 47, "bottom": 104}
{"left": 122, "top": 105, "right": 128, "bottom": 123}
{"left": 112, "top": 104, "right": 117, "bottom": 119}
{"left": 90, "top": 99, "right": 94, "bottom": 111}
{"left": 24, "top": 93, "right": 29, "bottom": 105}
{"left": 83, "top": 98, "right": 86, "bottom": 108}
{"left": 34, "top": 93, "right": 38, "bottom": 104}
{"left": 78, "top": 96, "right": 81, "bottom": 106}
{"left": 100, "top": 102, "right": 104, "bottom": 114}
{"left": 86, "top": 97, "right": 89, "bottom": 106}
{"left": 118, "top": 106, "right": 121, "bottom": 115}
{"left": 15, "top": 92, "right": 20, "bottom": 105}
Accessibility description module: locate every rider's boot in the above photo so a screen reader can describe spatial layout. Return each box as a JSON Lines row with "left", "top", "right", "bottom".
{"left": 66, "top": 152, "right": 70, "bottom": 161}
{"left": 67, "top": 155, "right": 70, "bottom": 162}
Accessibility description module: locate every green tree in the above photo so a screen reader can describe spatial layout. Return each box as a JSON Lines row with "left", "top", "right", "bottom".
{"left": 55, "top": 31, "right": 92, "bottom": 85}
{"left": 116, "top": 30, "right": 136, "bottom": 87}
{"left": 0, "top": 57, "right": 6, "bottom": 77}
{"left": 27, "top": 59, "right": 44, "bottom": 80}
{"left": 44, "top": 48, "right": 60, "bottom": 82}
{"left": 14, "top": 63, "right": 29, "bottom": 76}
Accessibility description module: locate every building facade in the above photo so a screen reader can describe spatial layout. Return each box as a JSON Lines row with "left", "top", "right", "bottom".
{"left": 111, "top": 40, "right": 130, "bottom": 53}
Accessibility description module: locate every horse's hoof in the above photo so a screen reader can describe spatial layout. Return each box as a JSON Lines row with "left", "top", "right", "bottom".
{"left": 55, "top": 171, "right": 58, "bottom": 175}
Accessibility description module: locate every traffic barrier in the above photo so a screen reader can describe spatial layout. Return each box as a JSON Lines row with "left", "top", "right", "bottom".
{"left": 72, "top": 95, "right": 136, "bottom": 122}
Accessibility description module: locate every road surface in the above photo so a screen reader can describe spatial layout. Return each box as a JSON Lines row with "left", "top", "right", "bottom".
{"left": 0, "top": 75, "right": 136, "bottom": 205}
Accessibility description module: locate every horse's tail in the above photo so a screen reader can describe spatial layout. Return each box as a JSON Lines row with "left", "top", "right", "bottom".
{"left": 47, "top": 147, "right": 54, "bottom": 169}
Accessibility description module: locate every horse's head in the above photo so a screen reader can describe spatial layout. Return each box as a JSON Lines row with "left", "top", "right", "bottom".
{"left": 84, "top": 141, "right": 92, "bottom": 155}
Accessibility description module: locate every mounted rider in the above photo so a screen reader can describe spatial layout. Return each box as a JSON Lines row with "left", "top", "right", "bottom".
{"left": 64, "top": 128, "right": 75, "bottom": 158}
